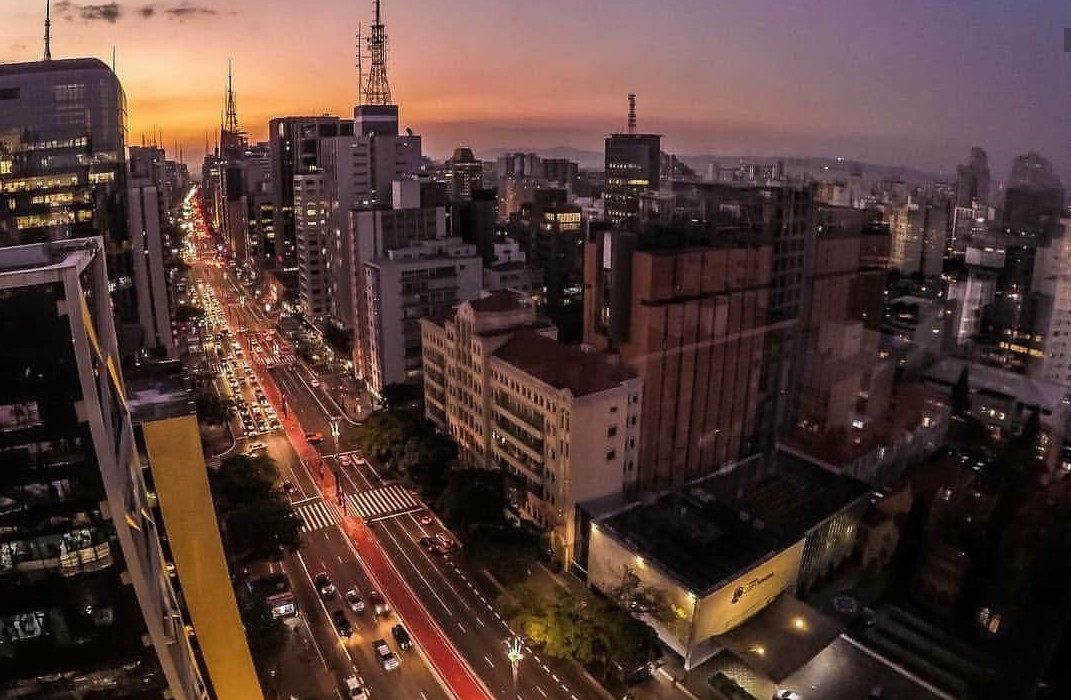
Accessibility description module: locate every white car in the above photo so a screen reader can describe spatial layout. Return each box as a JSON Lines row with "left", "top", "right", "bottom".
{"left": 310, "top": 379, "right": 321, "bottom": 388}
{"left": 344, "top": 676, "right": 369, "bottom": 700}
{"left": 373, "top": 639, "right": 399, "bottom": 671}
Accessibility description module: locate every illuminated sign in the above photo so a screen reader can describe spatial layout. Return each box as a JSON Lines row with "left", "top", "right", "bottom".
{"left": 731, "top": 571, "right": 774, "bottom": 604}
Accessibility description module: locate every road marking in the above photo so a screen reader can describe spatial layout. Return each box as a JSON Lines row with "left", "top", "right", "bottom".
{"left": 457, "top": 622, "right": 466, "bottom": 633}
{"left": 347, "top": 484, "right": 419, "bottom": 522}
{"left": 337, "top": 555, "right": 344, "bottom": 563}
{"left": 535, "top": 687, "right": 547, "bottom": 698}
{"left": 484, "top": 655, "right": 495, "bottom": 668}
{"left": 294, "top": 499, "right": 338, "bottom": 533}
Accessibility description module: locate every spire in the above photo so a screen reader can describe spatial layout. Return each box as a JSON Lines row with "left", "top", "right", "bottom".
{"left": 43, "top": 0, "right": 52, "bottom": 61}
{"left": 627, "top": 93, "right": 636, "bottom": 135}
{"left": 363, "top": 0, "right": 392, "bottom": 105}
{"left": 355, "top": 22, "right": 364, "bottom": 106}
{"left": 224, "top": 59, "right": 239, "bottom": 135}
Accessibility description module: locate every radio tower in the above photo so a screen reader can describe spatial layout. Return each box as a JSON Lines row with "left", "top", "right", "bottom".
{"left": 221, "top": 60, "right": 244, "bottom": 156}
{"left": 43, "top": 0, "right": 52, "bottom": 61}
{"left": 363, "top": 0, "right": 393, "bottom": 105}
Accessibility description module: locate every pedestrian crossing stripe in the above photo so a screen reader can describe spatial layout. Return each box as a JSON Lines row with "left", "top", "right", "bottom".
{"left": 295, "top": 499, "right": 339, "bottom": 533}
{"left": 347, "top": 484, "right": 420, "bottom": 522}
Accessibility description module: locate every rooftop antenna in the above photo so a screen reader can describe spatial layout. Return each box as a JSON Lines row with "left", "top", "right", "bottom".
{"left": 43, "top": 0, "right": 52, "bottom": 61}
{"left": 224, "top": 59, "right": 239, "bottom": 135}
{"left": 363, "top": 0, "right": 392, "bottom": 105}
{"left": 356, "top": 22, "right": 364, "bottom": 105}
{"left": 627, "top": 93, "right": 637, "bottom": 134}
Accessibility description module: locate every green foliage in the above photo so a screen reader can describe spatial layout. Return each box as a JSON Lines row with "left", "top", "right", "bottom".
{"left": 208, "top": 455, "right": 300, "bottom": 560}
{"left": 353, "top": 409, "right": 455, "bottom": 500}
{"left": 195, "top": 391, "right": 232, "bottom": 425}
{"left": 504, "top": 580, "right": 658, "bottom": 676}
{"left": 437, "top": 469, "right": 507, "bottom": 536}
{"left": 466, "top": 526, "right": 542, "bottom": 586}
{"left": 236, "top": 587, "right": 286, "bottom": 675}
{"left": 606, "top": 567, "right": 675, "bottom": 624}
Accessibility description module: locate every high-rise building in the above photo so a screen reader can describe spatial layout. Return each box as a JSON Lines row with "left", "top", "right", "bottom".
{"left": 364, "top": 237, "right": 481, "bottom": 395}
{"left": 0, "top": 58, "right": 160, "bottom": 358}
{"left": 269, "top": 116, "right": 354, "bottom": 261}
{"left": 294, "top": 171, "right": 331, "bottom": 319}
{"left": 127, "top": 181, "right": 174, "bottom": 356}
{"left": 604, "top": 131, "right": 661, "bottom": 230}
{"left": 451, "top": 186, "right": 499, "bottom": 264}
{"left": 955, "top": 146, "right": 990, "bottom": 208}
{"left": 1002, "top": 152, "right": 1065, "bottom": 242}
{"left": 886, "top": 192, "right": 949, "bottom": 278}
{"left": 0, "top": 238, "right": 208, "bottom": 698}
{"left": 445, "top": 147, "right": 483, "bottom": 200}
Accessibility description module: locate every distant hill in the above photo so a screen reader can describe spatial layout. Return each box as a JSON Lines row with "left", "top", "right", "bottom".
{"left": 477, "top": 147, "right": 943, "bottom": 185}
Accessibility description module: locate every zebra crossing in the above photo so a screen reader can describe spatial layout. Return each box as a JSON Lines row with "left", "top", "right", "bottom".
{"left": 294, "top": 499, "right": 339, "bottom": 533}
{"left": 347, "top": 484, "right": 419, "bottom": 522}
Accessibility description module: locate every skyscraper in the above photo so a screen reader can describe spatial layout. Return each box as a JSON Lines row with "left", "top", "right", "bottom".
{"left": 445, "top": 147, "right": 483, "bottom": 200}
{"left": 955, "top": 146, "right": 990, "bottom": 208}
{"left": 0, "top": 238, "right": 208, "bottom": 698}
{"left": 604, "top": 95, "right": 661, "bottom": 229}
{"left": 0, "top": 58, "right": 160, "bottom": 358}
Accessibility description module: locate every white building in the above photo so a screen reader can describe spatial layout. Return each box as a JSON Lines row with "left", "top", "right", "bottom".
{"left": 364, "top": 238, "right": 481, "bottom": 396}
{"left": 294, "top": 172, "right": 331, "bottom": 319}
{"left": 421, "top": 291, "right": 642, "bottom": 564}
{"left": 1032, "top": 218, "right": 1071, "bottom": 386}
{"left": 127, "top": 181, "right": 174, "bottom": 356}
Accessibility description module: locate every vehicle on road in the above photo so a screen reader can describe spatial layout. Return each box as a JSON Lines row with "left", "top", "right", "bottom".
{"left": 416, "top": 511, "right": 433, "bottom": 526}
{"left": 368, "top": 590, "right": 390, "bottom": 616}
{"left": 310, "top": 379, "right": 321, "bottom": 388}
{"left": 773, "top": 692, "right": 801, "bottom": 700}
{"left": 391, "top": 624, "right": 411, "bottom": 650}
{"left": 339, "top": 454, "right": 352, "bottom": 466}
{"left": 332, "top": 610, "right": 353, "bottom": 638}
{"left": 372, "top": 638, "right": 399, "bottom": 671}
{"left": 281, "top": 480, "right": 297, "bottom": 496}
{"left": 314, "top": 571, "right": 335, "bottom": 598}
{"left": 305, "top": 432, "right": 324, "bottom": 445}
{"left": 345, "top": 588, "right": 365, "bottom": 613}
{"left": 419, "top": 537, "right": 440, "bottom": 555}
{"left": 434, "top": 533, "right": 456, "bottom": 552}
{"left": 343, "top": 676, "right": 369, "bottom": 700}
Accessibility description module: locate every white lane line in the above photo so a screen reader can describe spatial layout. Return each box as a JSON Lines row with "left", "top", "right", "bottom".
{"left": 457, "top": 622, "right": 466, "bottom": 633}
{"left": 378, "top": 522, "right": 454, "bottom": 617}
{"left": 535, "top": 687, "right": 547, "bottom": 698}
{"left": 484, "top": 655, "right": 495, "bottom": 668}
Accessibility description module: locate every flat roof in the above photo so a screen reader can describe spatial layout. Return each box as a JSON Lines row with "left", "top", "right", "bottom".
{"left": 927, "top": 357, "right": 1068, "bottom": 411}
{"left": 468, "top": 289, "right": 529, "bottom": 313}
{"left": 125, "top": 360, "right": 195, "bottom": 422}
{"left": 0, "top": 57, "right": 111, "bottom": 77}
{"left": 598, "top": 452, "right": 870, "bottom": 595}
{"left": 493, "top": 330, "right": 636, "bottom": 397}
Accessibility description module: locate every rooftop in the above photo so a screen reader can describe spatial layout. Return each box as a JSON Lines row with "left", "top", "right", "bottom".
{"left": 597, "top": 452, "right": 870, "bottom": 595}
{"left": 0, "top": 57, "right": 111, "bottom": 78}
{"left": 493, "top": 331, "right": 636, "bottom": 397}
{"left": 125, "top": 360, "right": 195, "bottom": 423}
{"left": 927, "top": 357, "right": 1069, "bottom": 412}
{"left": 467, "top": 289, "right": 530, "bottom": 313}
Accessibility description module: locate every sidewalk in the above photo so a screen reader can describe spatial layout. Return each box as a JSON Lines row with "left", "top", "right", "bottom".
{"left": 267, "top": 618, "right": 337, "bottom": 699}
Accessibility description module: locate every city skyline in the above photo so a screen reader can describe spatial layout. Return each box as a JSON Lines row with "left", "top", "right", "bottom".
{"left": 3, "top": 0, "right": 1070, "bottom": 179}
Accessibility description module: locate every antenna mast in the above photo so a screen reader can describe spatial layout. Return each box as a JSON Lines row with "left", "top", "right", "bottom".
{"left": 224, "top": 59, "right": 239, "bottom": 135}
{"left": 363, "top": 0, "right": 392, "bottom": 105}
{"left": 356, "top": 22, "right": 364, "bottom": 105}
{"left": 627, "top": 93, "right": 636, "bottom": 134}
{"left": 43, "top": 0, "right": 52, "bottom": 61}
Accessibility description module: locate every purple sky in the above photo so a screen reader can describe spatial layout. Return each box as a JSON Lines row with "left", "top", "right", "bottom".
{"left": 3, "top": 0, "right": 1069, "bottom": 181}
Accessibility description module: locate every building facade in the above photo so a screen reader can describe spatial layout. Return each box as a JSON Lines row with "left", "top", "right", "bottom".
{"left": 604, "top": 133, "right": 661, "bottom": 229}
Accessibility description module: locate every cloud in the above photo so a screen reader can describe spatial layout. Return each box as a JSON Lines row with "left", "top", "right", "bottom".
{"left": 80, "top": 3, "right": 122, "bottom": 22}
{"left": 138, "top": 5, "right": 155, "bottom": 17}
{"left": 165, "top": 3, "right": 218, "bottom": 20}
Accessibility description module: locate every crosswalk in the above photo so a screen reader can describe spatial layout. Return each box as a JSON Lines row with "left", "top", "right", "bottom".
{"left": 293, "top": 484, "right": 420, "bottom": 534}
{"left": 347, "top": 484, "right": 419, "bottom": 522}
{"left": 294, "top": 499, "right": 339, "bottom": 533}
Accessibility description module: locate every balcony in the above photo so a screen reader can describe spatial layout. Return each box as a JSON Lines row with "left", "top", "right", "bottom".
{"left": 493, "top": 392, "right": 544, "bottom": 433}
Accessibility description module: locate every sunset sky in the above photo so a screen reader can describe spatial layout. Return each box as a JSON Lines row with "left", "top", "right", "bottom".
{"left": 2, "top": 0, "right": 1069, "bottom": 181}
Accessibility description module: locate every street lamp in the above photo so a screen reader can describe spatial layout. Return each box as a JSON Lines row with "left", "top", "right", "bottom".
{"left": 330, "top": 418, "right": 342, "bottom": 508}
{"left": 506, "top": 636, "right": 524, "bottom": 693}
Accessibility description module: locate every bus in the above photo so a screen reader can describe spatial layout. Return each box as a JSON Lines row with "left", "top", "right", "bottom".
{"left": 244, "top": 561, "right": 296, "bottom": 618}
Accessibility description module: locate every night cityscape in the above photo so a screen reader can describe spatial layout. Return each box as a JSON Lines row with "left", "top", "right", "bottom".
{"left": 2, "top": 1, "right": 1071, "bottom": 699}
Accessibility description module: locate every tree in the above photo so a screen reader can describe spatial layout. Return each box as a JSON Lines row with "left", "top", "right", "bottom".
{"left": 606, "top": 567, "right": 675, "bottom": 624}
{"left": 195, "top": 391, "right": 232, "bottom": 425}
{"left": 951, "top": 365, "right": 971, "bottom": 418}
{"left": 225, "top": 498, "right": 301, "bottom": 560}
{"left": 236, "top": 588, "right": 286, "bottom": 676}
{"left": 437, "top": 469, "right": 507, "bottom": 535}
{"left": 210, "top": 455, "right": 278, "bottom": 512}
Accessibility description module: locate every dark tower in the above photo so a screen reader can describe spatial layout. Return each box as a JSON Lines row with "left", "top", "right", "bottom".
{"left": 43, "top": 0, "right": 52, "bottom": 61}
{"left": 220, "top": 59, "right": 245, "bottom": 156}
{"left": 363, "top": 0, "right": 392, "bottom": 105}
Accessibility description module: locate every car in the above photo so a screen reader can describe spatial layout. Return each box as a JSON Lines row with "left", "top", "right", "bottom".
{"left": 419, "top": 537, "right": 439, "bottom": 554}
{"left": 345, "top": 588, "right": 365, "bottom": 613}
{"left": 310, "top": 379, "right": 321, "bottom": 388}
{"left": 314, "top": 571, "right": 335, "bottom": 598}
{"left": 416, "top": 511, "right": 434, "bottom": 526}
{"left": 332, "top": 610, "right": 353, "bottom": 638}
{"left": 434, "top": 533, "right": 456, "bottom": 552}
{"left": 391, "top": 624, "right": 412, "bottom": 650}
{"left": 339, "top": 454, "right": 352, "bottom": 466}
{"left": 368, "top": 590, "right": 390, "bottom": 616}
{"left": 372, "top": 638, "right": 399, "bottom": 671}
{"left": 773, "top": 692, "right": 802, "bottom": 700}
{"left": 343, "top": 676, "right": 369, "bottom": 700}
{"left": 281, "top": 480, "right": 297, "bottom": 496}
{"left": 305, "top": 432, "right": 324, "bottom": 444}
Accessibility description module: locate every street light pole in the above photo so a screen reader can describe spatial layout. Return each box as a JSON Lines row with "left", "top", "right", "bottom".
{"left": 331, "top": 418, "right": 342, "bottom": 509}
{"left": 506, "top": 636, "right": 524, "bottom": 695}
